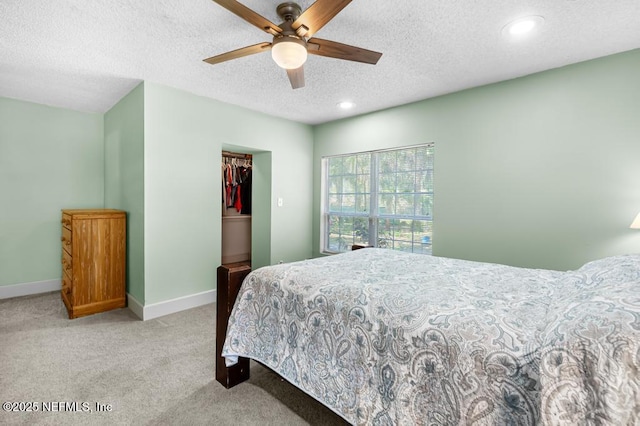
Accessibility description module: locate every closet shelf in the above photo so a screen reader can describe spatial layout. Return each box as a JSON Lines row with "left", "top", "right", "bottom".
{"left": 222, "top": 215, "right": 251, "bottom": 221}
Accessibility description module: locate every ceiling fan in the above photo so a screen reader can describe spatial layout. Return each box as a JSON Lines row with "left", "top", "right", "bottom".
{"left": 203, "top": 0, "right": 382, "bottom": 89}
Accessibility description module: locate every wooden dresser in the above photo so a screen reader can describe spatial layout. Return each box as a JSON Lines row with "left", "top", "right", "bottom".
{"left": 61, "top": 209, "right": 126, "bottom": 319}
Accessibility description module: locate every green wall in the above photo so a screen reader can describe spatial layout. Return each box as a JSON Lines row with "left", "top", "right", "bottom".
{"left": 0, "top": 97, "right": 104, "bottom": 286}
{"left": 142, "top": 83, "right": 313, "bottom": 304}
{"left": 3, "top": 49, "right": 638, "bottom": 304}
{"left": 0, "top": 83, "right": 314, "bottom": 308}
{"left": 104, "top": 83, "right": 145, "bottom": 303}
{"left": 313, "top": 49, "right": 640, "bottom": 270}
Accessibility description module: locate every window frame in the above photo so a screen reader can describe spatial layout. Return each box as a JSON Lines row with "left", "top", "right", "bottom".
{"left": 321, "top": 143, "right": 434, "bottom": 255}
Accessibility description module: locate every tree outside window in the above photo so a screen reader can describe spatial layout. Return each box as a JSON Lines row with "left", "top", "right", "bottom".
{"left": 323, "top": 144, "right": 434, "bottom": 254}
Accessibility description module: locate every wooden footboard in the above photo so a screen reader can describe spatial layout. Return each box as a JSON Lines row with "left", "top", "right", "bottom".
{"left": 216, "top": 263, "right": 251, "bottom": 388}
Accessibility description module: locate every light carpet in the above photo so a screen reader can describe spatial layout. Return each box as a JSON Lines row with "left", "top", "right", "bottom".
{"left": 0, "top": 292, "right": 349, "bottom": 425}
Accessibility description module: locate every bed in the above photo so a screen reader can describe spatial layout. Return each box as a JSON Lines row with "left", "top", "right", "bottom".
{"left": 220, "top": 249, "right": 640, "bottom": 425}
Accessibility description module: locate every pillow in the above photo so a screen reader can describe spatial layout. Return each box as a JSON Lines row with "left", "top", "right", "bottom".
{"left": 576, "top": 253, "right": 640, "bottom": 275}
{"left": 562, "top": 254, "right": 640, "bottom": 292}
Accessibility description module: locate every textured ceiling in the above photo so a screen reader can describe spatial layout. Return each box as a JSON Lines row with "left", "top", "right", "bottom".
{"left": 1, "top": 0, "right": 639, "bottom": 124}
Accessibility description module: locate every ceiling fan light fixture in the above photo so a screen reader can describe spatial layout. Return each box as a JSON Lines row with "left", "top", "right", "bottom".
{"left": 271, "top": 36, "right": 308, "bottom": 69}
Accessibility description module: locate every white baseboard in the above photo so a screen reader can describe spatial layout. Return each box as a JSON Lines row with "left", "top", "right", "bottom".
{"left": 128, "top": 289, "right": 216, "bottom": 321}
{"left": 0, "top": 279, "right": 61, "bottom": 299}
{"left": 1, "top": 281, "right": 214, "bottom": 321}
{"left": 127, "top": 293, "right": 145, "bottom": 320}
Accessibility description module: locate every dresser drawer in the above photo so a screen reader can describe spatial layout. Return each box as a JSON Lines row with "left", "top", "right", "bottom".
{"left": 62, "top": 249, "right": 73, "bottom": 276}
{"left": 61, "top": 272, "right": 72, "bottom": 297}
{"left": 61, "top": 272, "right": 73, "bottom": 311}
{"left": 61, "top": 213, "right": 72, "bottom": 230}
{"left": 61, "top": 227, "right": 72, "bottom": 254}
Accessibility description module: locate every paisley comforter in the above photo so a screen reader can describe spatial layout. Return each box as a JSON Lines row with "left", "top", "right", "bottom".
{"left": 222, "top": 249, "right": 640, "bottom": 425}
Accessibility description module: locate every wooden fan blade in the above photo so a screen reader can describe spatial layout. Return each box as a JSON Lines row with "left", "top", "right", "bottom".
{"left": 307, "top": 38, "right": 382, "bottom": 64}
{"left": 203, "top": 42, "right": 272, "bottom": 65}
{"left": 211, "top": 0, "right": 282, "bottom": 35}
{"left": 286, "top": 66, "right": 305, "bottom": 89}
{"left": 292, "top": 0, "right": 352, "bottom": 38}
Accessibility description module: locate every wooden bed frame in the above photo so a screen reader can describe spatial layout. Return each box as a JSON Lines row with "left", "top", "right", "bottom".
{"left": 215, "top": 262, "right": 251, "bottom": 388}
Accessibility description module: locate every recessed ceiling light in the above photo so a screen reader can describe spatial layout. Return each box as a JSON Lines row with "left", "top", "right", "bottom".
{"left": 337, "top": 101, "right": 355, "bottom": 110}
{"left": 503, "top": 15, "right": 544, "bottom": 37}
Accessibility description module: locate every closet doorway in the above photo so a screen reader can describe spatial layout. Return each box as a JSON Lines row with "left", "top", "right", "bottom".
{"left": 221, "top": 150, "right": 252, "bottom": 265}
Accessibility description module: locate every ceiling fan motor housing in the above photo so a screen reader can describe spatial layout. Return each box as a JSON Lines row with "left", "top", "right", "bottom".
{"left": 276, "top": 2, "right": 302, "bottom": 22}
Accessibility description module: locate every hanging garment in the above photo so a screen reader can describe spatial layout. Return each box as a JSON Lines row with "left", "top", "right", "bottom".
{"left": 235, "top": 185, "right": 242, "bottom": 212}
{"left": 240, "top": 166, "right": 252, "bottom": 215}
{"left": 226, "top": 164, "right": 233, "bottom": 208}
{"left": 221, "top": 162, "right": 226, "bottom": 205}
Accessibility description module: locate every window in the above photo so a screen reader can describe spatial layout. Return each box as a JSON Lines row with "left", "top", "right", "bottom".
{"left": 322, "top": 144, "right": 434, "bottom": 254}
